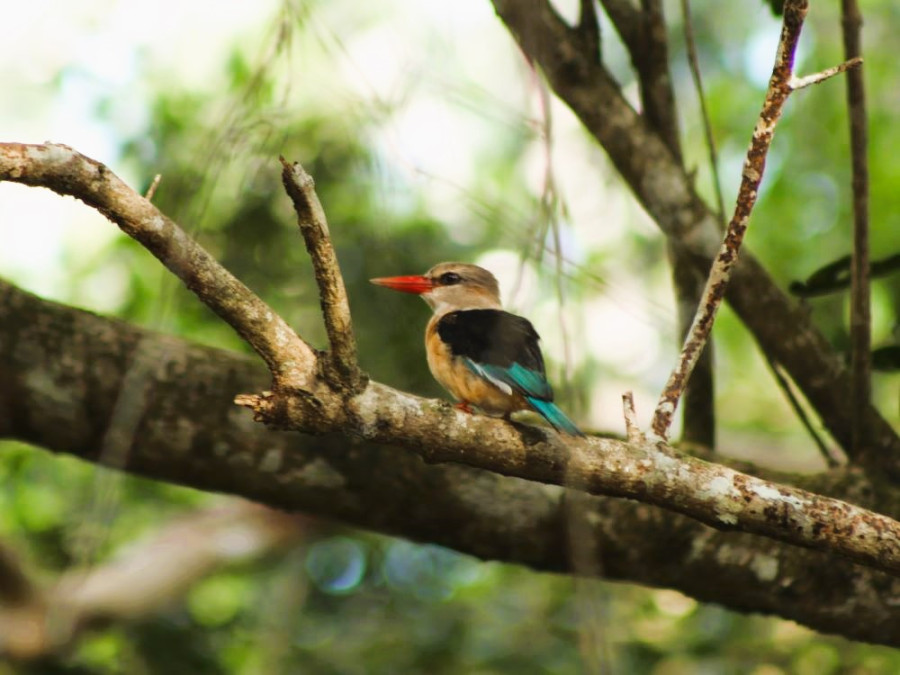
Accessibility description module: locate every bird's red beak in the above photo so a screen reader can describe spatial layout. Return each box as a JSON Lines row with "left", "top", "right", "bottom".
{"left": 370, "top": 275, "right": 434, "bottom": 295}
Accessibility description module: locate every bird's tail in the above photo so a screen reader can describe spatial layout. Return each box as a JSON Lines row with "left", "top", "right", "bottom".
{"left": 527, "top": 398, "right": 584, "bottom": 437}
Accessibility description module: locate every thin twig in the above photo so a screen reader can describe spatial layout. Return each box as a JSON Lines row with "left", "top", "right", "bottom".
{"left": 765, "top": 355, "right": 840, "bottom": 468}
{"left": 790, "top": 56, "right": 863, "bottom": 90}
{"left": 680, "top": 0, "right": 726, "bottom": 225}
{"left": 841, "top": 1, "right": 870, "bottom": 457}
{"left": 650, "top": 0, "right": 812, "bottom": 441}
{"left": 789, "top": 252, "right": 900, "bottom": 298}
{"left": 144, "top": 173, "right": 162, "bottom": 201}
{"left": 622, "top": 392, "right": 643, "bottom": 444}
{"left": 280, "top": 158, "right": 365, "bottom": 393}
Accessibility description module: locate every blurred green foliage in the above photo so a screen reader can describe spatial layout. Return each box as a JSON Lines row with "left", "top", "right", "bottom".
{"left": 3, "top": 0, "right": 900, "bottom": 672}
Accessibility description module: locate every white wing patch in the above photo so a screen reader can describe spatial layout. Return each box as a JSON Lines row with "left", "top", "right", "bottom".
{"left": 466, "top": 360, "right": 513, "bottom": 395}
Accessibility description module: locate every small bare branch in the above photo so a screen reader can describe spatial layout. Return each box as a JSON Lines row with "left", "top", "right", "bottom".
{"left": 144, "top": 173, "right": 162, "bottom": 201}
{"left": 790, "top": 56, "right": 863, "bottom": 90}
{"left": 622, "top": 391, "right": 643, "bottom": 444}
{"left": 0, "top": 142, "right": 318, "bottom": 390}
{"left": 841, "top": 1, "right": 871, "bottom": 458}
{"left": 765, "top": 355, "right": 840, "bottom": 468}
{"left": 280, "top": 158, "right": 365, "bottom": 394}
{"left": 650, "top": 0, "right": 809, "bottom": 440}
{"left": 790, "top": 252, "right": 900, "bottom": 298}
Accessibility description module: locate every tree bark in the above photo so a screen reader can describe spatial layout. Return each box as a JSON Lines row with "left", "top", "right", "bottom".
{"left": 3, "top": 278, "right": 900, "bottom": 646}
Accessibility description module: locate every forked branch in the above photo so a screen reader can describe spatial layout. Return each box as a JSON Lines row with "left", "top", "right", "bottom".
{"left": 649, "top": 0, "right": 863, "bottom": 440}
{"left": 280, "top": 158, "right": 365, "bottom": 393}
{"left": 0, "top": 142, "right": 317, "bottom": 390}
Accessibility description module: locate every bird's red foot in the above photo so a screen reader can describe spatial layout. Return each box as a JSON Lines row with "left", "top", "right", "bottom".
{"left": 455, "top": 401, "right": 474, "bottom": 414}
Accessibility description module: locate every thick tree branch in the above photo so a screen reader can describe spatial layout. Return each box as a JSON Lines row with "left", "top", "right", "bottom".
{"left": 0, "top": 142, "right": 317, "bottom": 391}
{"left": 2, "top": 148, "right": 900, "bottom": 580}
{"left": 280, "top": 158, "right": 365, "bottom": 393}
{"left": 3, "top": 279, "right": 900, "bottom": 645}
{"left": 490, "top": 0, "right": 900, "bottom": 465}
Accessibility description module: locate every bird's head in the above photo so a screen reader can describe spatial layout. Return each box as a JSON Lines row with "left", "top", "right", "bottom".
{"left": 371, "top": 262, "right": 502, "bottom": 314}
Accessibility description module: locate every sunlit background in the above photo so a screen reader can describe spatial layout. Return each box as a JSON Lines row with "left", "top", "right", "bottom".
{"left": 2, "top": 0, "right": 900, "bottom": 671}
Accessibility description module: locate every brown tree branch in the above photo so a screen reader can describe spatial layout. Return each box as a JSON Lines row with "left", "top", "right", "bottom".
{"left": 0, "top": 502, "right": 306, "bottom": 660}
{"left": 489, "top": 0, "right": 900, "bottom": 465}
{"left": 0, "top": 142, "right": 318, "bottom": 391}
{"left": 841, "top": 1, "right": 871, "bottom": 458}
{"left": 4, "top": 144, "right": 900, "bottom": 579}
{"left": 3, "top": 278, "right": 900, "bottom": 645}
{"left": 280, "top": 158, "right": 365, "bottom": 394}
{"left": 790, "top": 252, "right": 900, "bottom": 298}
{"left": 599, "top": 0, "right": 642, "bottom": 56}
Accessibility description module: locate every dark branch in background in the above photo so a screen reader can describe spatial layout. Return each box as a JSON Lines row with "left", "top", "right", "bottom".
{"left": 617, "top": 0, "right": 716, "bottom": 447}
{"left": 599, "top": 0, "right": 641, "bottom": 55}
{"left": 280, "top": 158, "right": 366, "bottom": 394}
{"left": 764, "top": 355, "right": 839, "bottom": 468}
{"left": 4, "top": 280, "right": 900, "bottom": 646}
{"left": 841, "top": 0, "right": 871, "bottom": 458}
{"left": 680, "top": 0, "right": 726, "bottom": 225}
{"left": 789, "top": 253, "right": 900, "bottom": 298}
{"left": 491, "top": 0, "right": 900, "bottom": 465}
{"left": 790, "top": 57, "right": 862, "bottom": 89}
{"left": 0, "top": 143, "right": 317, "bottom": 391}
{"left": 576, "top": 0, "right": 600, "bottom": 60}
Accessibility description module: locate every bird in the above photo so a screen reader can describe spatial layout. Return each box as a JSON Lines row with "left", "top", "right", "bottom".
{"left": 371, "top": 262, "right": 583, "bottom": 436}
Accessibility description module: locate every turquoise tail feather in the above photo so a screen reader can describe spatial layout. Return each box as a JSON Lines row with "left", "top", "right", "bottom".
{"left": 527, "top": 398, "right": 584, "bottom": 437}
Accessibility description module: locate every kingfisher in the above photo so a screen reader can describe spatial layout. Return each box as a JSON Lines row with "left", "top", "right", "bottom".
{"left": 371, "top": 262, "right": 583, "bottom": 436}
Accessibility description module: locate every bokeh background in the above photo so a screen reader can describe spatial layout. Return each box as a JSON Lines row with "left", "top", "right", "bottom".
{"left": 2, "top": 0, "right": 899, "bottom": 672}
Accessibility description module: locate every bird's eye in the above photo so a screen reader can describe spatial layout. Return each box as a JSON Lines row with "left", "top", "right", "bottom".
{"left": 439, "top": 272, "right": 462, "bottom": 285}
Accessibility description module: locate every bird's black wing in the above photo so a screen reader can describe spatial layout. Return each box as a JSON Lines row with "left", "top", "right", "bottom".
{"left": 436, "top": 309, "right": 552, "bottom": 400}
